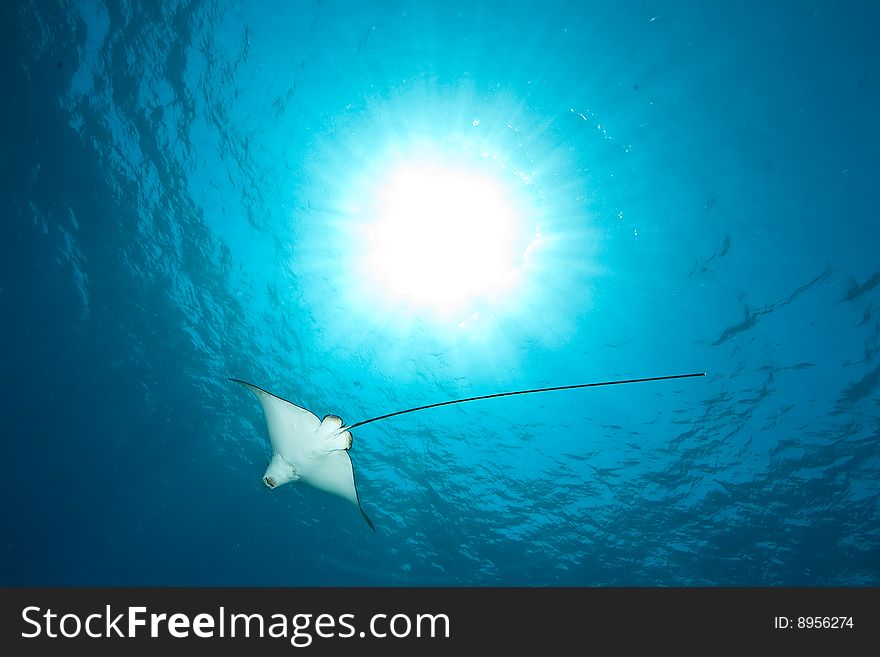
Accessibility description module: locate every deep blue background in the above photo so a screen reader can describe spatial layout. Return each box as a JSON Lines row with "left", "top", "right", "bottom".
{"left": 2, "top": 0, "right": 878, "bottom": 585}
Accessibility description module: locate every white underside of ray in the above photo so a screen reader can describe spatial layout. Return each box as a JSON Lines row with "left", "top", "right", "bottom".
{"left": 234, "top": 380, "right": 359, "bottom": 507}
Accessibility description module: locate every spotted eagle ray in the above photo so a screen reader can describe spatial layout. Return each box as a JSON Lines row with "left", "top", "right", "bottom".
{"left": 231, "top": 372, "right": 705, "bottom": 530}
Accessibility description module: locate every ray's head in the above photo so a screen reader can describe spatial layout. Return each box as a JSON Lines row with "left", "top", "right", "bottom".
{"left": 263, "top": 453, "right": 299, "bottom": 490}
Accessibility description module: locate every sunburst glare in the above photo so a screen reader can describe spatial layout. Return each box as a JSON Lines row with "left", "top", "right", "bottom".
{"left": 364, "top": 161, "right": 536, "bottom": 315}
{"left": 295, "top": 82, "right": 599, "bottom": 366}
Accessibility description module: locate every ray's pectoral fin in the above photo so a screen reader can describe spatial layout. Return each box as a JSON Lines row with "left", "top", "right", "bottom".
{"left": 302, "top": 449, "right": 376, "bottom": 532}
{"left": 358, "top": 504, "right": 376, "bottom": 532}
{"left": 228, "top": 378, "right": 322, "bottom": 456}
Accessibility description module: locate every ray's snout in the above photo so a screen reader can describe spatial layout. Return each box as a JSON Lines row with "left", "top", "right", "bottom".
{"left": 263, "top": 476, "right": 276, "bottom": 489}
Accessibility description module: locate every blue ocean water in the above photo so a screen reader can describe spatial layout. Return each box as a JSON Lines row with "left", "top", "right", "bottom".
{"left": 2, "top": 0, "right": 877, "bottom": 586}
